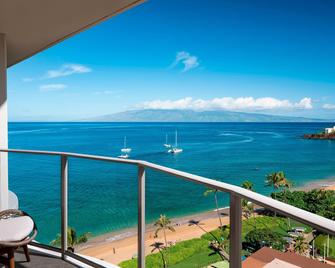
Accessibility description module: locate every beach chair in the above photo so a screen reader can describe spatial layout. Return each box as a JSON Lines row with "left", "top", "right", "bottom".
{"left": 0, "top": 209, "right": 37, "bottom": 268}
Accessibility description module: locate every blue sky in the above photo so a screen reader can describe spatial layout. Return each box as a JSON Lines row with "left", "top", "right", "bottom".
{"left": 7, "top": 0, "right": 335, "bottom": 121}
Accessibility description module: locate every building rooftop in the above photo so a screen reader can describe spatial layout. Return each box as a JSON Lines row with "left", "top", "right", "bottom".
{"left": 243, "top": 247, "right": 333, "bottom": 268}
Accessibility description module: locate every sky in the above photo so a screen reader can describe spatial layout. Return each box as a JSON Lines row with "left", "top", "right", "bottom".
{"left": 7, "top": 0, "right": 335, "bottom": 121}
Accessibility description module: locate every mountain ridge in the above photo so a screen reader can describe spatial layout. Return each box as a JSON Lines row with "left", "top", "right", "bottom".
{"left": 82, "top": 109, "right": 329, "bottom": 122}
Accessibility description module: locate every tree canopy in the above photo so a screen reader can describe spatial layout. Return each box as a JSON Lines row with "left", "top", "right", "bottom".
{"left": 243, "top": 228, "right": 285, "bottom": 252}
{"left": 272, "top": 189, "right": 335, "bottom": 220}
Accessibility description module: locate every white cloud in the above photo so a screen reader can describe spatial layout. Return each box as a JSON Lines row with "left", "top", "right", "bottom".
{"left": 21, "top": 77, "right": 34, "bottom": 82}
{"left": 323, "top": 103, "right": 335, "bottom": 109}
{"left": 171, "top": 51, "right": 199, "bottom": 72}
{"left": 93, "top": 90, "right": 123, "bottom": 96}
{"left": 141, "top": 97, "right": 313, "bottom": 111}
{"left": 39, "top": 84, "right": 67, "bottom": 92}
{"left": 46, "top": 64, "right": 91, "bottom": 78}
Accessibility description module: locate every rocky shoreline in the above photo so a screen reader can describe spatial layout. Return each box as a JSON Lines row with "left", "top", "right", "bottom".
{"left": 303, "top": 133, "right": 335, "bottom": 140}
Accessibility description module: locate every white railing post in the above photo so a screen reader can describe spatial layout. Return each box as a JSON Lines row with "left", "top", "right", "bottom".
{"left": 138, "top": 165, "right": 145, "bottom": 268}
{"left": 61, "top": 155, "right": 68, "bottom": 258}
{"left": 0, "top": 33, "right": 8, "bottom": 211}
{"left": 229, "top": 193, "right": 242, "bottom": 268}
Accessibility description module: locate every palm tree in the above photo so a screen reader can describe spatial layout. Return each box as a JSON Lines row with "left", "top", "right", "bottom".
{"left": 265, "top": 171, "right": 291, "bottom": 198}
{"left": 241, "top": 181, "right": 255, "bottom": 219}
{"left": 208, "top": 241, "right": 230, "bottom": 262}
{"left": 266, "top": 171, "right": 292, "bottom": 218}
{"left": 242, "top": 199, "right": 254, "bottom": 219}
{"left": 241, "top": 180, "right": 254, "bottom": 191}
{"left": 188, "top": 219, "right": 219, "bottom": 241}
{"left": 294, "top": 236, "right": 309, "bottom": 256}
{"left": 204, "top": 188, "right": 223, "bottom": 228}
{"left": 50, "top": 227, "right": 91, "bottom": 252}
{"left": 151, "top": 242, "right": 167, "bottom": 268}
{"left": 154, "top": 215, "right": 175, "bottom": 247}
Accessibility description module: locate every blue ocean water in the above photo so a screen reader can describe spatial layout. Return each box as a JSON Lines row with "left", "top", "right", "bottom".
{"left": 7, "top": 122, "right": 335, "bottom": 244}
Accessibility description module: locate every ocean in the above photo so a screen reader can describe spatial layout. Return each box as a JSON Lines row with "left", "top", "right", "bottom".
{"left": 7, "top": 122, "right": 335, "bottom": 244}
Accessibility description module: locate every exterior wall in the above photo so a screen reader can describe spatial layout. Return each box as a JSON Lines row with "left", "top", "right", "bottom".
{"left": 0, "top": 33, "right": 8, "bottom": 210}
{"left": 325, "top": 127, "right": 335, "bottom": 134}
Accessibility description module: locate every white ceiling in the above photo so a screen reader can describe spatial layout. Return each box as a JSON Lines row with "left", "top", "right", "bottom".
{"left": 0, "top": 0, "right": 143, "bottom": 67}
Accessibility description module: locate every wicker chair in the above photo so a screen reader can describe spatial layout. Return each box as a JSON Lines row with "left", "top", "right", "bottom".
{"left": 0, "top": 209, "right": 37, "bottom": 268}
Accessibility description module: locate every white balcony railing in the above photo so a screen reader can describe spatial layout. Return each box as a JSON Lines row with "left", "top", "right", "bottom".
{"left": 1, "top": 148, "right": 334, "bottom": 268}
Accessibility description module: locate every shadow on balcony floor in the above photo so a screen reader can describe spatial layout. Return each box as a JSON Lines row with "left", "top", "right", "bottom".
{"left": 11, "top": 249, "right": 79, "bottom": 268}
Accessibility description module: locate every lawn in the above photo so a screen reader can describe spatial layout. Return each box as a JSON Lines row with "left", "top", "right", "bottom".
{"left": 202, "top": 216, "right": 312, "bottom": 242}
{"left": 119, "top": 238, "right": 222, "bottom": 268}
{"left": 169, "top": 250, "right": 223, "bottom": 268}
{"left": 205, "top": 261, "right": 229, "bottom": 268}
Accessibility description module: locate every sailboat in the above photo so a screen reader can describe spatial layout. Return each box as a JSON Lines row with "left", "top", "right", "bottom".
{"left": 118, "top": 154, "right": 129, "bottom": 159}
{"left": 168, "top": 130, "right": 183, "bottom": 154}
{"left": 118, "top": 136, "right": 131, "bottom": 158}
{"left": 163, "top": 133, "right": 172, "bottom": 148}
{"left": 121, "top": 136, "right": 132, "bottom": 153}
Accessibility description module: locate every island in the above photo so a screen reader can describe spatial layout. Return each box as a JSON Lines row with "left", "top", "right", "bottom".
{"left": 303, "top": 125, "right": 335, "bottom": 140}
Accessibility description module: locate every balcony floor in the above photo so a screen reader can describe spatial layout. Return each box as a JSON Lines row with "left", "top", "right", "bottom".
{"left": 11, "top": 249, "right": 78, "bottom": 268}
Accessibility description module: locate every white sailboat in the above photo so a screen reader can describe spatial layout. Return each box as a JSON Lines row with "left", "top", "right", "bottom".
{"left": 121, "top": 136, "right": 132, "bottom": 153}
{"left": 118, "top": 136, "right": 131, "bottom": 158}
{"left": 118, "top": 154, "right": 129, "bottom": 159}
{"left": 163, "top": 133, "right": 172, "bottom": 148}
{"left": 168, "top": 130, "right": 183, "bottom": 154}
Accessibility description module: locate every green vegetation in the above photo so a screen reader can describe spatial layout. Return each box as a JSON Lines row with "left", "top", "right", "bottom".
{"left": 154, "top": 215, "right": 175, "bottom": 246}
{"left": 272, "top": 189, "right": 335, "bottom": 220}
{"left": 204, "top": 188, "right": 223, "bottom": 228}
{"left": 293, "top": 236, "right": 309, "bottom": 255}
{"left": 50, "top": 227, "right": 90, "bottom": 252}
{"left": 120, "top": 216, "right": 311, "bottom": 268}
{"left": 121, "top": 174, "right": 335, "bottom": 268}
{"left": 150, "top": 242, "right": 167, "bottom": 268}
{"left": 244, "top": 228, "right": 285, "bottom": 252}
{"left": 119, "top": 238, "right": 222, "bottom": 268}
{"left": 315, "top": 234, "right": 335, "bottom": 258}
{"left": 265, "top": 171, "right": 291, "bottom": 196}
{"left": 169, "top": 249, "right": 226, "bottom": 268}
{"left": 241, "top": 181, "right": 254, "bottom": 191}
{"left": 241, "top": 181, "right": 255, "bottom": 219}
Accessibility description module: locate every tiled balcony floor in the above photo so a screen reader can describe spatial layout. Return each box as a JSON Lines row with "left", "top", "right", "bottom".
{"left": 2, "top": 249, "right": 78, "bottom": 268}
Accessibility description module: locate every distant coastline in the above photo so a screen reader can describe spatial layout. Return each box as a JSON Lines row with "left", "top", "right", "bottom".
{"left": 80, "top": 109, "right": 331, "bottom": 123}
{"left": 303, "top": 132, "right": 335, "bottom": 140}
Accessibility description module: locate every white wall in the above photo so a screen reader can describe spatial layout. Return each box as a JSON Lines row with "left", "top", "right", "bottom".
{"left": 0, "top": 33, "right": 8, "bottom": 210}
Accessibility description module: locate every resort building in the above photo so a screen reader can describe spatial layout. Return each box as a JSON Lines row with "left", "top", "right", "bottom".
{"left": 325, "top": 126, "right": 335, "bottom": 134}
{"left": 0, "top": 1, "right": 334, "bottom": 268}
{"left": 243, "top": 247, "right": 333, "bottom": 268}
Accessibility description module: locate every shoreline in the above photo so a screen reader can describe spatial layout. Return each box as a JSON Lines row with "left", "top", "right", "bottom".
{"left": 78, "top": 178, "right": 335, "bottom": 265}
{"left": 296, "top": 177, "right": 335, "bottom": 191}
{"left": 79, "top": 207, "right": 229, "bottom": 249}
{"left": 78, "top": 207, "right": 230, "bottom": 264}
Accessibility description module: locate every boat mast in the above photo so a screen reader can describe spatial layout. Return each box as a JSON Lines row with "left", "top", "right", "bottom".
{"left": 124, "top": 136, "right": 126, "bottom": 149}
{"left": 175, "top": 130, "right": 178, "bottom": 147}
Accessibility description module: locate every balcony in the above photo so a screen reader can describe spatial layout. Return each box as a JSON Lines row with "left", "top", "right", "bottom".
{"left": 0, "top": 148, "right": 334, "bottom": 268}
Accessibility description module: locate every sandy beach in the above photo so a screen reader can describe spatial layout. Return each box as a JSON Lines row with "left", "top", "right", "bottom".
{"left": 78, "top": 208, "right": 230, "bottom": 265}
{"left": 297, "top": 178, "right": 335, "bottom": 191}
{"left": 78, "top": 180, "right": 335, "bottom": 265}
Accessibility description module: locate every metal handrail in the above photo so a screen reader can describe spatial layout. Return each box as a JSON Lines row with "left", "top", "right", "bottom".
{"left": 1, "top": 148, "right": 335, "bottom": 268}
{"left": 141, "top": 161, "right": 335, "bottom": 235}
